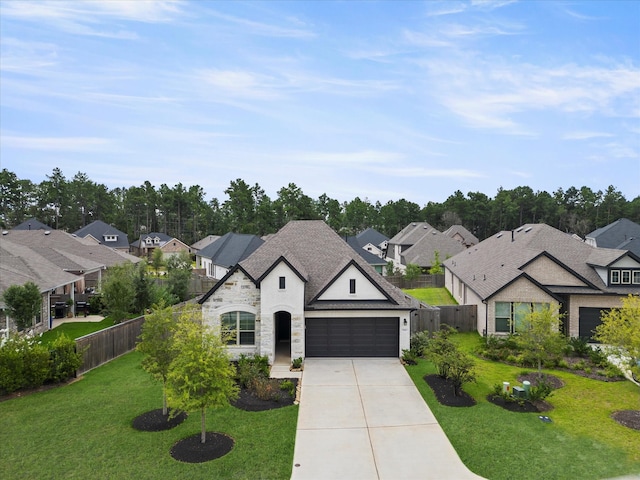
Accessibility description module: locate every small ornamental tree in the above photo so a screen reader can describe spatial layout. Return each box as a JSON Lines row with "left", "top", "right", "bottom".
{"left": 101, "top": 263, "right": 135, "bottom": 323}
{"left": 137, "top": 302, "right": 178, "bottom": 415}
{"left": 2, "top": 281, "right": 42, "bottom": 331}
{"left": 515, "top": 304, "right": 566, "bottom": 374}
{"left": 151, "top": 248, "right": 164, "bottom": 276}
{"left": 132, "top": 262, "right": 153, "bottom": 314}
{"left": 595, "top": 295, "right": 640, "bottom": 387}
{"left": 404, "top": 263, "right": 422, "bottom": 282}
{"left": 429, "top": 251, "right": 443, "bottom": 275}
{"left": 166, "top": 305, "right": 238, "bottom": 444}
{"left": 423, "top": 326, "right": 476, "bottom": 396}
{"left": 166, "top": 251, "right": 192, "bottom": 302}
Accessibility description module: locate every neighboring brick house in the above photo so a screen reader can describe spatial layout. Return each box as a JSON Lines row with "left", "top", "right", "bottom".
{"left": 444, "top": 223, "right": 640, "bottom": 340}
{"left": 74, "top": 220, "right": 130, "bottom": 252}
{"left": 130, "top": 232, "right": 190, "bottom": 260}
{"left": 199, "top": 221, "right": 419, "bottom": 364}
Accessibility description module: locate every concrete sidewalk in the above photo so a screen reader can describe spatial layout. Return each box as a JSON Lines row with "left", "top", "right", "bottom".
{"left": 291, "top": 358, "right": 483, "bottom": 480}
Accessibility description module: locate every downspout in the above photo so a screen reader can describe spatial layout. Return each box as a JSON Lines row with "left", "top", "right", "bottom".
{"left": 482, "top": 299, "right": 488, "bottom": 337}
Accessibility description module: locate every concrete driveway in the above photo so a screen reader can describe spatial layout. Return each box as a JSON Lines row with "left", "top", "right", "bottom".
{"left": 291, "top": 358, "right": 483, "bottom": 480}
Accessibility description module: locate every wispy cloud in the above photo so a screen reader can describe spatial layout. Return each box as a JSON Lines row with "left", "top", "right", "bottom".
{"left": 205, "top": 8, "right": 315, "bottom": 39}
{"left": 372, "top": 166, "right": 486, "bottom": 179}
{"left": 1, "top": 134, "right": 112, "bottom": 152}
{"left": 563, "top": 131, "right": 615, "bottom": 140}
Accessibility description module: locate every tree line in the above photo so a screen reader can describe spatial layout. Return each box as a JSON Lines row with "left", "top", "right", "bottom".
{"left": 1, "top": 167, "right": 638, "bottom": 245}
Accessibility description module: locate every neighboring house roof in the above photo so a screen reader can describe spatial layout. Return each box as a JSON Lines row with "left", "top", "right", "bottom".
{"left": 1, "top": 229, "right": 141, "bottom": 270}
{"left": 586, "top": 218, "right": 640, "bottom": 257}
{"left": 346, "top": 236, "right": 387, "bottom": 267}
{"left": 73, "top": 220, "right": 130, "bottom": 249}
{"left": 388, "top": 222, "right": 435, "bottom": 247}
{"left": 191, "top": 235, "right": 221, "bottom": 252}
{"left": 442, "top": 225, "right": 479, "bottom": 247}
{"left": 131, "top": 232, "right": 174, "bottom": 248}
{"left": 401, "top": 228, "right": 466, "bottom": 267}
{"left": 443, "top": 223, "right": 634, "bottom": 301}
{"left": 221, "top": 220, "right": 417, "bottom": 310}
{"left": 356, "top": 228, "right": 389, "bottom": 249}
{"left": 11, "top": 218, "right": 52, "bottom": 231}
{"left": 197, "top": 233, "right": 264, "bottom": 268}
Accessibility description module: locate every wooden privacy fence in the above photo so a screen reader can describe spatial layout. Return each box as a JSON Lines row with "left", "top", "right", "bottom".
{"left": 411, "top": 305, "right": 477, "bottom": 336}
{"left": 385, "top": 274, "right": 445, "bottom": 289}
{"left": 75, "top": 316, "right": 145, "bottom": 375}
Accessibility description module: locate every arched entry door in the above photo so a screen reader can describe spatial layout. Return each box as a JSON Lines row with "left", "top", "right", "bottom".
{"left": 275, "top": 311, "right": 292, "bottom": 361}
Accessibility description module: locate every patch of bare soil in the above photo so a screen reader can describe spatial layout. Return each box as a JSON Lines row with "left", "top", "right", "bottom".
{"left": 424, "top": 374, "right": 476, "bottom": 407}
{"left": 517, "top": 372, "right": 564, "bottom": 389}
{"left": 611, "top": 410, "right": 640, "bottom": 431}
{"left": 170, "top": 432, "right": 234, "bottom": 463}
{"left": 131, "top": 409, "right": 188, "bottom": 432}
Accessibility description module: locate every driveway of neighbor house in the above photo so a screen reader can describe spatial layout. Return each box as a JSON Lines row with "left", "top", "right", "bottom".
{"left": 291, "top": 358, "right": 484, "bottom": 480}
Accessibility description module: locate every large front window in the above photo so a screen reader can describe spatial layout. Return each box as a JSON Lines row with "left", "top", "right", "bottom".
{"left": 495, "top": 302, "right": 549, "bottom": 333}
{"left": 221, "top": 311, "right": 255, "bottom": 345}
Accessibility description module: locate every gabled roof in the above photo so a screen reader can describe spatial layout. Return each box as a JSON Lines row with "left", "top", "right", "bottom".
{"left": 131, "top": 232, "right": 174, "bottom": 248}
{"left": 586, "top": 218, "right": 640, "bottom": 257}
{"left": 11, "top": 218, "right": 52, "bottom": 231}
{"left": 191, "top": 235, "right": 221, "bottom": 251}
{"left": 443, "top": 223, "right": 632, "bottom": 301}
{"left": 196, "top": 232, "right": 264, "bottom": 267}
{"left": 388, "top": 222, "right": 435, "bottom": 246}
{"left": 442, "top": 225, "right": 479, "bottom": 247}
{"left": 401, "top": 228, "right": 465, "bottom": 267}
{"left": 1, "top": 229, "right": 141, "bottom": 270}
{"left": 346, "top": 236, "right": 387, "bottom": 266}
{"left": 237, "top": 220, "right": 416, "bottom": 309}
{"left": 73, "top": 220, "right": 129, "bottom": 249}
{"left": 356, "top": 228, "right": 389, "bottom": 248}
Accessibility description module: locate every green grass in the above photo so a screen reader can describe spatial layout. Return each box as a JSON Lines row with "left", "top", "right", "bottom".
{"left": 404, "top": 287, "right": 458, "bottom": 305}
{"left": 406, "top": 332, "right": 640, "bottom": 479}
{"left": 38, "top": 318, "right": 115, "bottom": 345}
{"left": 0, "top": 351, "right": 298, "bottom": 480}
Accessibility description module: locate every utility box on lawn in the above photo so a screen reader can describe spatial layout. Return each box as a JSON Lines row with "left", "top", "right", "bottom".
{"left": 512, "top": 386, "right": 526, "bottom": 399}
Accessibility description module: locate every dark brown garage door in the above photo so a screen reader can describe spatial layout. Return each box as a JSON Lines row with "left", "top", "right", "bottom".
{"left": 305, "top": 317, "right": 399, "bottom": 357}
{"left": 579, "top": 307, "right": 609, "bottom": 342}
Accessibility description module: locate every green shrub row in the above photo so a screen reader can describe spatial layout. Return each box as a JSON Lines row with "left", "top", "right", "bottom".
{"left": 0, "top": 333, "right": 83, "bottom": 395}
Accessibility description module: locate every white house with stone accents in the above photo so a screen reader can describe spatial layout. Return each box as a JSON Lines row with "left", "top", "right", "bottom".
{"left": 443, "top": 223, "right": 640, "bottom": 340}
{"left": 199, "top": 220, "right": 420, "bottom": 364}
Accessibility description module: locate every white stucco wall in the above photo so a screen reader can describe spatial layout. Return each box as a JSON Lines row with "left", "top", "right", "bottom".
{"left": 259, "top": 262, "right": 306, "bottom": 362}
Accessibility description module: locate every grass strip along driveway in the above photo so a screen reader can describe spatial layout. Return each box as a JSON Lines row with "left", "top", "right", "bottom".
{"left": 0, "top": 351, "right": 297, "bottom": 480}
{"left": 406, "top": 333, "right": 640, "bottom": 480}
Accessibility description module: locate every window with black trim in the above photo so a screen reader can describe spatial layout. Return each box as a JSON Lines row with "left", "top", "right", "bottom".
{"left": 279, "top": 276, "right": 286, "bottom": 289}
{"left": 494, "top": 302, "right": 549, "bottom": 333}
{"left": 221, "top": 311, "right": 255, "bottom": 345}
{"left": 349, "top": 279, "right": 356, "bottom": 294}
{"left": 609, "top": 268, "right": 640, "bottom": 286}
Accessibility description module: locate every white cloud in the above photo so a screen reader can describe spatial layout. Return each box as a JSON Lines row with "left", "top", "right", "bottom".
{"left": 205, "top": 8, "right": 315, "bottom": 38}
{"left": 1, "top": 134, "right": 112, "bottom": 152}
{"left": 371, "top": 166, "right": 486, "bottom": 179}
{"left": 563, "top": 131, "right": 615, "bottom": 140}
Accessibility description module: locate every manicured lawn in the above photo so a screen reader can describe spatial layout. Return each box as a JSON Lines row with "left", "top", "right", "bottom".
{"left": 0, "top": 351, "right": 298, "bottom": 479}
{"left": 406, "top": 332, "right": 640, "bottom": 480}
{"left": 404, "top": 287, "right": 458, "bottom": 305}
{"left": 38, "top": 318, "right": 115, "bottom": 344}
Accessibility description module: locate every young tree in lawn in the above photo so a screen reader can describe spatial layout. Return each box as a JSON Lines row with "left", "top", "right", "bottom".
{"left": 165, "top": 250, "right": 192, "bottom": 302}
{"left": 2, "top": 281, "right": 42, "bottom": 331}
{"left": 132, "top": 262, "right": 153, "bottom": 314}
{"left": 515, "top": 304, "right": 566, "bottom": 374}
{"left": 166, "top": 306, "right": 238, "bottom": 444}
{"left": 101, "top": 263, "right": 135, "bottom": 323}
{"left": 595, "top": 295, "right": 640, "bottom": 387}
{"left": 151, "top": 247, "right": 164, "bottom": 277}
{"left": 137, "top": 303, "right": 178, "bottom": 416}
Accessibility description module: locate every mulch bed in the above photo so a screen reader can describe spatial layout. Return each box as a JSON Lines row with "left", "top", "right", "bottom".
{"left": 486, "top": 394, "right": 553, "bottom": 413}
{"left": 132, "top": 409, "right": 188, "bottom": 432}
{"left": 170, "top": 432, "right": 234, "bottom": 463}
{"left": 231, "top": 378, "right": 298, "bottom": 412}
{"left": 424, "top": 374, "right": 476, "bottom": 407}
{"left": 517, "top": 372, "right": 564, "bottom": 389}
{"left": 611, "top": 410, "right": 640, "bottom": 431}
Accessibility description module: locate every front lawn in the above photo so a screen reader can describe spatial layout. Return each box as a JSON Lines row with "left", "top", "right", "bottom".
{"left": 404, "top": 287, "right": 457, "bottom": 305}
{"left": 0, "top": 351, "right": 298, "bottom": 480}
{"left": 406, "top": 332, "right": 640, "bottom": 480}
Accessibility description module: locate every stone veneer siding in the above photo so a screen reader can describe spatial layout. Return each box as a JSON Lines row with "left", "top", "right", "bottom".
{"left": 201, "top": 270, "right": 261, "bottom": 359}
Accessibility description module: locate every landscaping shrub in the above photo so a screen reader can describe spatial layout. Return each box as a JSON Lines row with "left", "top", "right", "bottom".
{"left": 410, "top": 331, "right": 431, "bottom": 357}
{"left": 49, "top": 333, "right": 82, "bottom": 382}
{"left": 279, "top": 379, "right": 295, "bottom": 397}
{"left": 401, "top": 348, "right": 418, "bottom": 365}
{"left": 567, "top": 336, "right": 591, "bottom": 357}
{"left": 528, "top": 379, "right": 554, "bottom": 401}
{"left": 237, "top": 354, "right": 270, "bottom": 388}
{"left": 291, "top": 357, "right": 303, "bottom": 369}
{"left": 252, "top": 376, "right": 279, "bottom": 401}
{"left": 424, "top": 326, "right": 476, "bottom": 396}
{"left": 0, "top": 335, "right": 49, "bottom": 394}
{"left": 588, "top": 346, "right": 609, "bottom": 368}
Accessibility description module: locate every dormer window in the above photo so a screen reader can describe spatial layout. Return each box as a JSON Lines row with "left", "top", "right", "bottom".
{"left": 104, "top": 235, "right": 117, "bottom": 242}
{"left": 153, "top": 237, "right": 160, "bottom": 244}
{"left": 145, "top": 237, "right": 152, "bottom": 245}
{"left": 609, "top": 268, "right": 640, "bottom": 285}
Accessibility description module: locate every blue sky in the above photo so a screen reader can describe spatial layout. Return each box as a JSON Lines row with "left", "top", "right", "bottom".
{"left": 1, "top": 0, "right": 639, "bottom": 205}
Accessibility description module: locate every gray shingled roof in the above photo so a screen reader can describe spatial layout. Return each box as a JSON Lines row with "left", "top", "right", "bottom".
{"left": 74, "top": 220, "right": 130, "bottom": 249}
{"left": 586, "top": 218, "right": 640, "bottom": 257}
{"left": 442, "top": 225, "right": 479, "bottom": 247}
{"left": 401, "top": 228, "right": 465, "bottom": 267}
{"left": 191, "top": 235, "right": 221, "bottom": 252}
{"left": 356, "top": 228, "right": 389, "bottom": 248}
{"left": 239, "top": 220, "right": 417, "bottom": 310}
{"left": 11, "top": 218, "right": 52, "bottom": 231}
{"left": 197, "top": 233, "right": 264, "bottom": 267}
{"left": 346, "top": 236, "right": 387, "bottom": 266}
{"left": 444, "top": 223, "right": 630, "bottom": 300}
{"left": 388, "top": 222, "right": 434, "bottom": 246}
